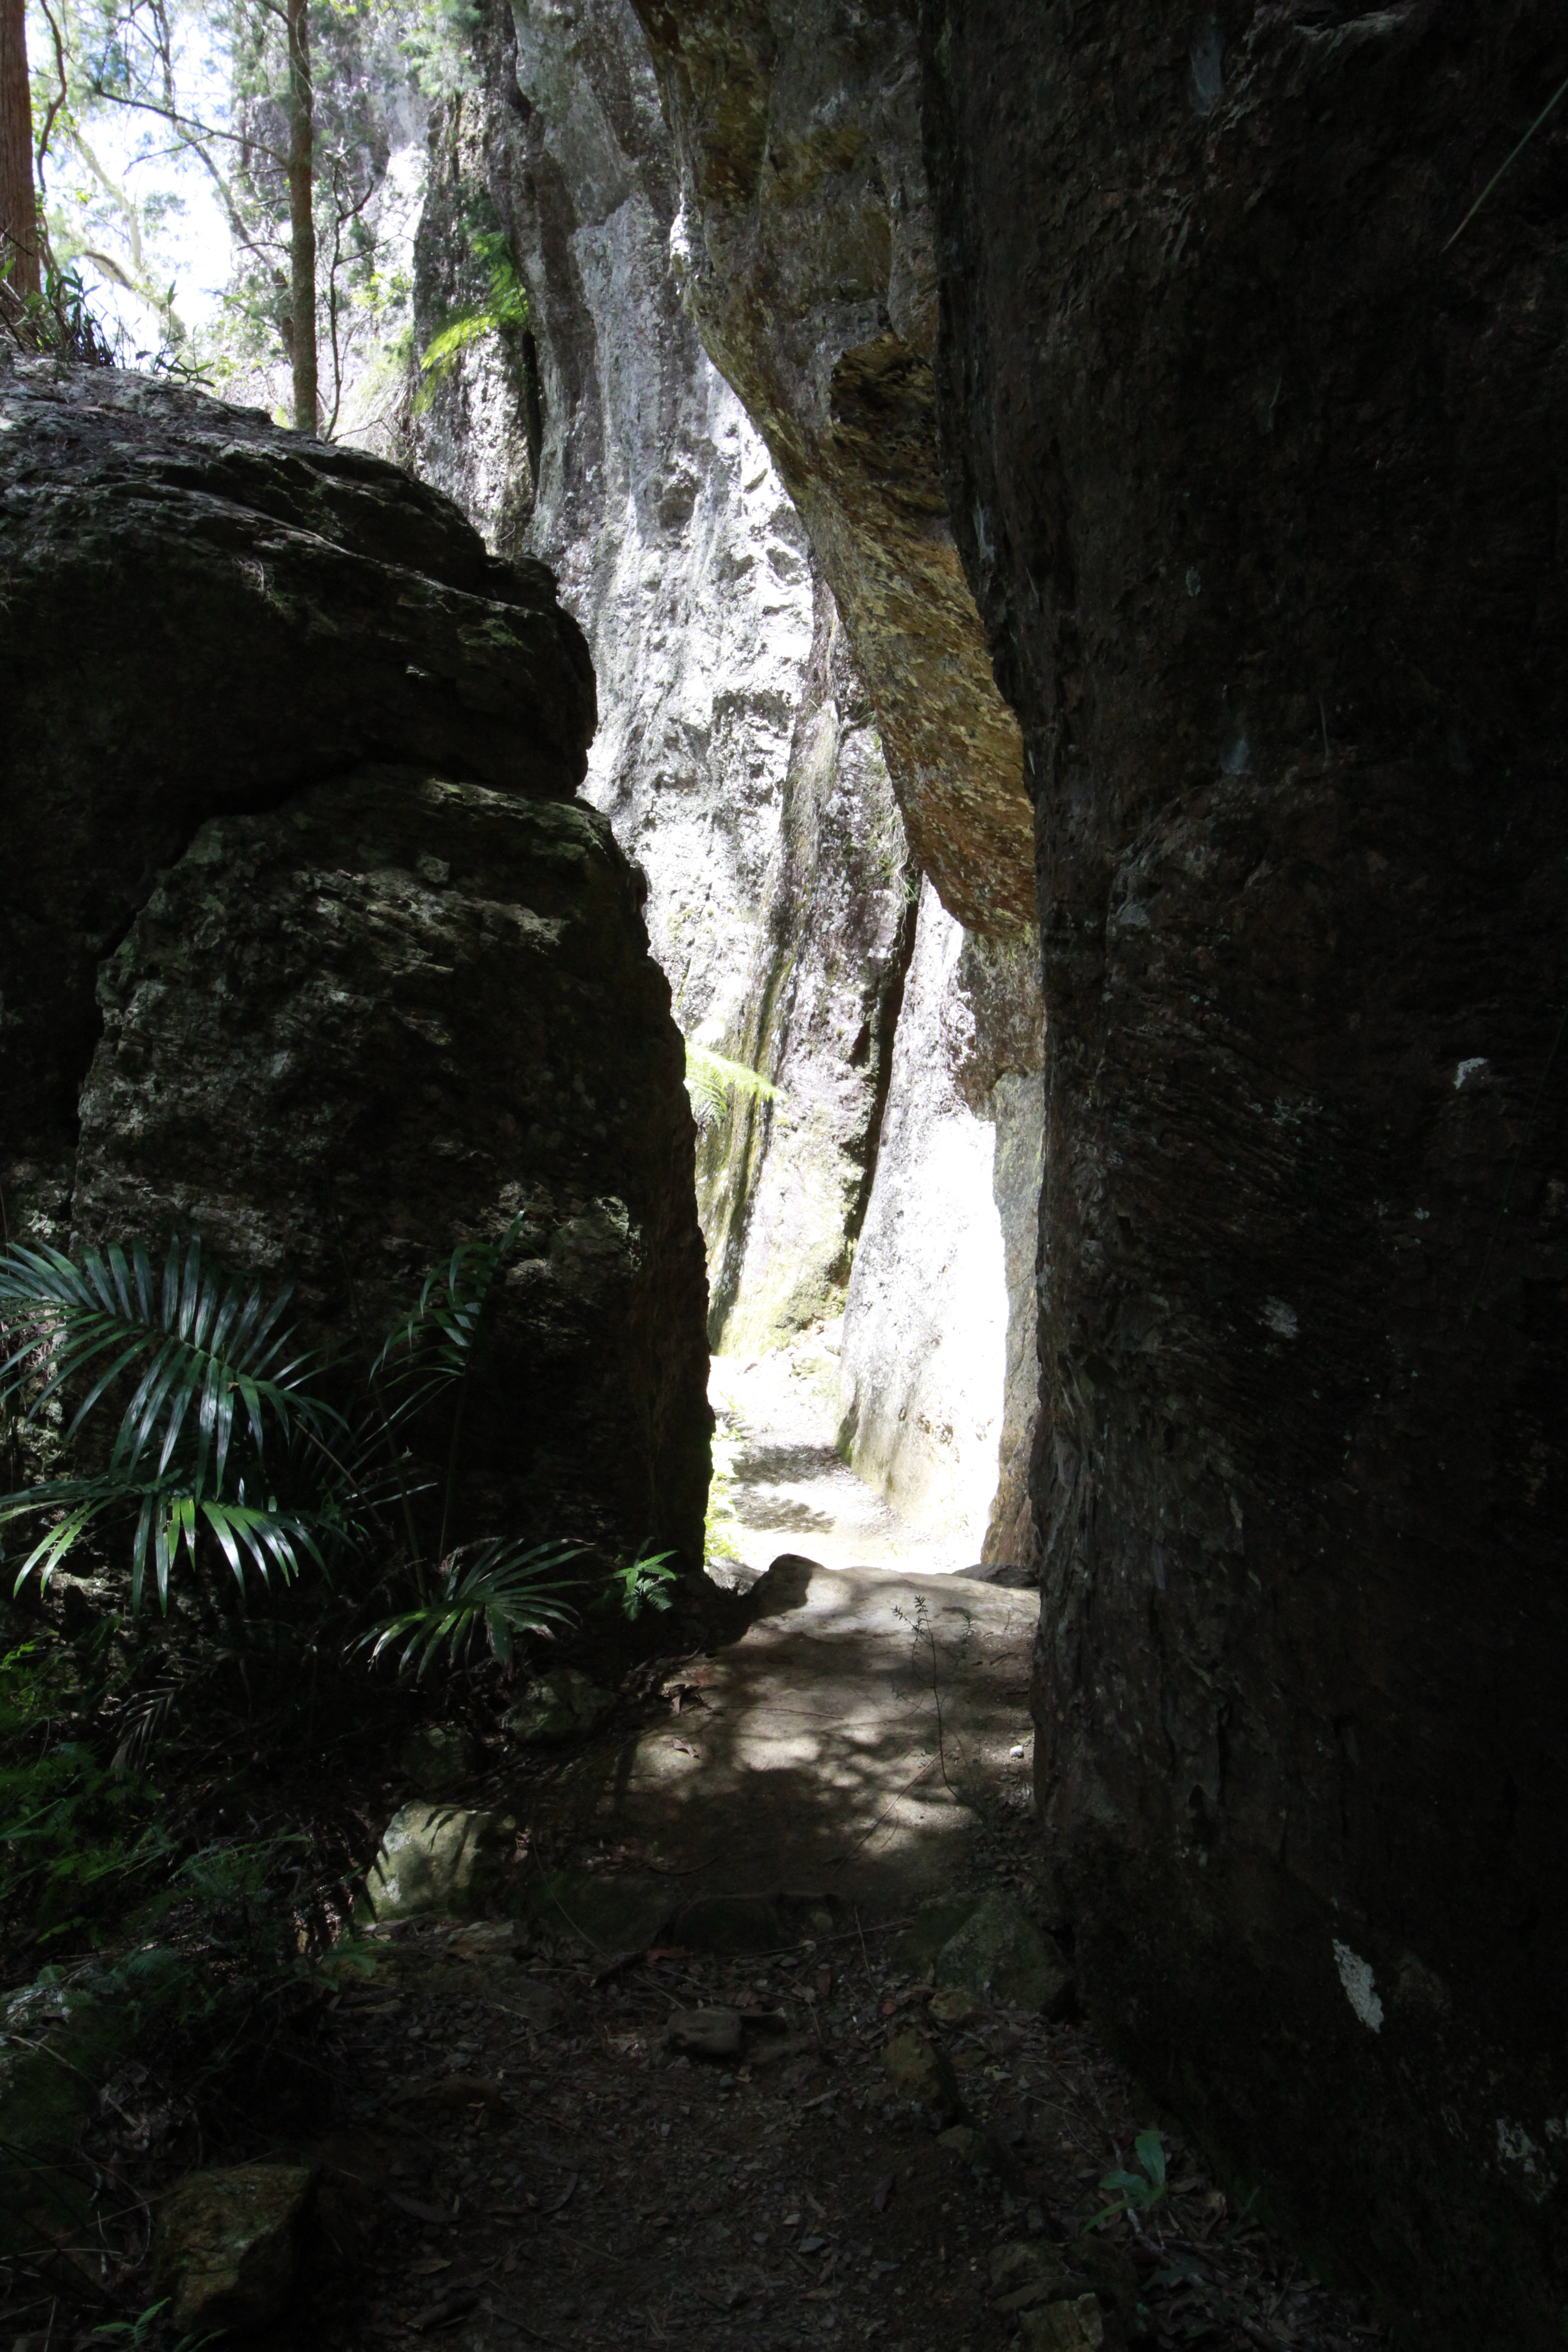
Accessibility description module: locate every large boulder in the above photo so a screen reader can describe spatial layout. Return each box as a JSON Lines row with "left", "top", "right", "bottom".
{"left": 0, "top": 357, "right": 593, "bottom": 1232}
{"left": 923, "top": 2, "right": 1568, "bottom": 2341}
{"left": 366, "top": 1803, "right": 513, "bottom": 1921}
{"left": 0, "top": 358, "right": 708, "bottom": 1575}
{"left": 70, "top": 771, "right": 710, "bottom": 1568}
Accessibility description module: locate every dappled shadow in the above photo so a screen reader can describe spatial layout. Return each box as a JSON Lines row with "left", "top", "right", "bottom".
{"left": 742, "top": 1554, "right": 818, "bottom": 1620}
{"left": 731, "top": 1441, "right": 844, "bottom": 1488}
{"left": 543, "top": 1565, "right": 1036, "bottom": 1924}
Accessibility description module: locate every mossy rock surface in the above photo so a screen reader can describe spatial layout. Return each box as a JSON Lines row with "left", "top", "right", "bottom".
{"left": 504, "top": 1669, "right": 616, "bottom": 1745}
{"left": 932, "top": 1890, "right": 1072, "bottom": 2013}
{"left": 152, "top": 2161, "right": 314, "bottom": 2332}
{"left": 365, "top": 1803, "right": 514, "bottom": 1921}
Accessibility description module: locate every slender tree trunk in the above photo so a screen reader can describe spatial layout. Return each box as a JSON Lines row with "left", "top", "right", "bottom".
{"left": 285, "top": 0, "right": 316, "bottom": 434}
{"left": 0, "top": 0, "right": 40, "bottom": 300}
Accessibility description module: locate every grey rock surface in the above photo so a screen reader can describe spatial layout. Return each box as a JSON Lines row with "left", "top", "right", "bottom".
{"left": 152, "top": 2162, "right": 314, "bottom": 2334}
{"left": 839, "top": 880, "right": 1043, "bottom": 1563}
{"left": 627, "top": 0, "right": 1032, "bottom": 935}
{"left": 71, "top": 769, "right": 710, "bottom": 1570}
{"left": 0, "top": 357, "right": 593, "bottom": 1239}
{"left": 412, "top": 0, "right": 922, "bottom": 1362}
{"left": 698, "top": 579, "right": 918, "bottom": 1352}
{"left": 367, "top": 1801, "right": 513, "bottom": 1921}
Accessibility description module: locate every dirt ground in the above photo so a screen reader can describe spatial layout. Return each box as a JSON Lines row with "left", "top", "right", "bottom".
{"left": 298, "top": 1822, "right": 1391, "bottom": 2352}
{"left": 0, "top": 1558, "right": 1393, "bottom": 2352}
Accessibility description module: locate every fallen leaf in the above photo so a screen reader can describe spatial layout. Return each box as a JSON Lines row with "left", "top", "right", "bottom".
{"left": 409, "top": 2288, "right": 479, "bottom": 2332}
{"left": 390, "top": 2073, "right": 510, "bottom": 2114}
{"left": 540, "top": 2170, "right": 579, "bottom": 2216}
{"left": 388, "top": 2190, "right": 452, "bottom": 2226}
{"left": 872, "top": 2173, "right": 894, "bottom": 2213}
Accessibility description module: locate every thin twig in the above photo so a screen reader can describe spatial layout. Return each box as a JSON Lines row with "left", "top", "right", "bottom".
{"left": 1444, "top": 74, "right": 1568, "bottom": 252}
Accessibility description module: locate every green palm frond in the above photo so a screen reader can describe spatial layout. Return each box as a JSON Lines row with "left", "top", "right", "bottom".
{"left": 0, "top": 1235, "right": 325, "bottom": 1490}
{"left": 684, "top": 1042, "right": 779, "bottom": 1130}
{"left": 373, "top": 1215, "right": 522, "bottom": 1404}
{"left": 364, "top": 1538, "right": 583, "bottom": 1679}
{"left": 0, "top": 1235, "right": 333, "bottom": 1608}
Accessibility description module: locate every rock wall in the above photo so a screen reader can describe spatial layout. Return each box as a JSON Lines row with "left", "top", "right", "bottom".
{"left": 412, "top": 0, "right": 921, "bottom": 1364}
{"left": 414, "top": 0, "right": 1048, "bottom": 1558}
{"left": 838, "top": 881, "right": 1042, "bottom": 1561}
{"left": 626, "top": 0, "right": 1033, "bottom": 936}
{"left": 0, "top": 356, "right": 708, "bottom": 1571}
{"left": 923, "top": 2, "right": 1568, "bottom": 2338}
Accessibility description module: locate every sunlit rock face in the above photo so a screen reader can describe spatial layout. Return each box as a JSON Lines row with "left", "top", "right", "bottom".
{"left": 626, "top": 0, "right": 1033, "bottom": 937}
{"left": 412, "top": 0, "right": 918, "bottom": 1364}
{"left": 838, "top": 882, "right": 1042, "bottom": 1564}
{"left": 924, "top": 0, "right": 1568, "bottom": 2335}
{"left": 0, "top": 358, "right": 708, "bottom": 1571}
{"left": 411, "top": 0, "right": 1041, "bottom": 1571}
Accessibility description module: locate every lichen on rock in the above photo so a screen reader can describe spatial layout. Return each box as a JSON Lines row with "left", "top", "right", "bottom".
{"left": 152, "top": 2161, "right": 314, "bottom": 2333}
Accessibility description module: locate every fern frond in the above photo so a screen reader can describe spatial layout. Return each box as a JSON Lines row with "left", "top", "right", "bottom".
{"left": 683, "top": 1042, "right": 779, "bottom": 1129}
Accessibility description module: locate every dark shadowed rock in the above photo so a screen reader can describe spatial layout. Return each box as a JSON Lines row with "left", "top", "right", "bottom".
{"left": 152, "top": 2161, "right": 313, "bottom": 2332}
{"left": 70, "top": 769, "right": 710, "bottom": 1568}
{"left": 0, "top": 358, "right": 594, "bottom": 1223}
{"left": 923, "top": 1, "right": 1568, "bottom": 2338}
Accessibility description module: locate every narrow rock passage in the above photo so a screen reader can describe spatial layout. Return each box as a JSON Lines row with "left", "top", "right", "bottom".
{"left": 709, "top": 1340, "right": 981, "bottom": 1582}
{"left": 296, "top": 1568, "right": 1389, "bottom": 2352}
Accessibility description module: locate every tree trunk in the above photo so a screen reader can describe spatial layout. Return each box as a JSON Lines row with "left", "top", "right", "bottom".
{"left": 285, "top": 0, "right": 316, "bottom": 435}
{"left": 0, "top": 0, "right": 39, "bottom": 300}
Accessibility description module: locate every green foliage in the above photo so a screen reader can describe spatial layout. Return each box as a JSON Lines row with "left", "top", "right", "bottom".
{"left": 684, "top": 1041, "right": 779, "bottom": 1131}
{"left": 608, "top": 1548, "right": 678, "bottom": 1621}
{"left": 0, "top": 1639, "right": 167, "bottom": 1945}
{"left": 0, "top": 250, "right": 116, "bottom": 365}
{"left": 34, "top": 0, "right": 429, "bottom": 424}
{"left": 1089, "top": 2127, "right": 1169, "bottom": 2229}
{"left": 415, "top": 226, "right": 529, "bottom": 407}
{"left": 0, "top": 1236, "right": 331, "bottom": 1611}
{"left": 86, "top": 2298, "right": 218, "bottom": 2350}
{"left": 0, "top": 1223, "right": 573, "bottom": 1665}
{"left": 365, "top": 1536, "right": 583, "bottom": 1677}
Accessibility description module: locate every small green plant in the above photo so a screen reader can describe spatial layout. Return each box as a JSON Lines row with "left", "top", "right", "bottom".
{"left": 83, "top": 2296, "right": 218, "bottom": 2348}
{"left": 415, "top": 227, "right": 529, "bottom": 407}
{"left": 1089, "top": 2127, "right": 1169, "bottom": 2229}
{"left": 684, "top": 1041, "right": 779, "bottom": 1130}
{"left": 609, "top": 1548, "right": 679, "bottom": 1620}
{"left": 0, "top": 1637, "right": 169, "bottom": 1944}
{"left": 365, "top": 1536, "right": 583, "bottom": 1677}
